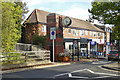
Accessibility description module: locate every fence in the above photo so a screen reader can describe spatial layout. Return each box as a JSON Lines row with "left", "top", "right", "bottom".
{"left": 1, "top": 51, "right": 50, "bottom": 70}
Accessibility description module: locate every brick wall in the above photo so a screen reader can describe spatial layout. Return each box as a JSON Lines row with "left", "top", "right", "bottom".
{"left": 24, "top": 23, "right": 46, "bottom": 43}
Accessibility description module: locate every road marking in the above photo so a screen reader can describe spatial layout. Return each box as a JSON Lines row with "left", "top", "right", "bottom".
{"left": 94, "top": 76, "right": 114, "bottom": 79}
{"left": 92, "top": 61, "right": 111, "bottom": 64}
{"left": 54, "top": 68, "right": 120, "bottom": 79}
{"left": 54, "top": 73, "right": 68, "bottom": 77}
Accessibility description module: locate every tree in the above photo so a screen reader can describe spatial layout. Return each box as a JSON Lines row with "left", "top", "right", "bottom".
{"left": 88, "top": 1, "right": 120, "bottom": 39}
{"left": 2, "top": 1, "right": 29, "bottom": 52}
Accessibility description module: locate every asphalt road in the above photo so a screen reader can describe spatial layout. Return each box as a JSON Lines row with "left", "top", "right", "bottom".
{"left": 2, "top": 60, "right": 120, "bottom": 80}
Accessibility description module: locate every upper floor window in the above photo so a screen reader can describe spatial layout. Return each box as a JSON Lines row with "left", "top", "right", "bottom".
{"left": 93, "top": 32, "right": 96, "bottom": 37}
{"left": 86, "top": 30, "right": 88, "bottom": 35}
{"left": 42, "top": 25, "right": 46, "bottom": 32}
{"left": 73, "top": 29, "right": 78, "bottom": 36}
{"left": 79, "top": 30, "right": 81, "bottom": 36}
{"left": 68, "top": 28, "right": 71, "bottom": 34}
{"left": 98, "top": 33, "right": 100, "bottom": 37}
{"left": 90, "top": 31, "right": 92, "bottom": 35}
{"left": 81, "top": 30, "right": 84, "bottom": 36}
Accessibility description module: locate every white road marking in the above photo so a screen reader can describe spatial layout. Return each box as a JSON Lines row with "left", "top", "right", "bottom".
{"left": 92, "top": 61, "right": 111, "bottom": 64}
{"left": 68, "top": 73, "right": 72, "bottom": 77}
{"left": 71, "top": 75, "right": 89, "bottom": 79}
{"left": 54, "top": 68, "right": 120, "bottom": 79}
{"left": 94, "top": 76, "right": 114, "bottom": 79}
{"left": 54, "top": 73, "right": 68, "bottom": 77}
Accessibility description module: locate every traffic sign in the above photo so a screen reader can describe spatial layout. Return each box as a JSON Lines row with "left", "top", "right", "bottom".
{"left": 50, "top": 27, "right": 56, "bottom": 40}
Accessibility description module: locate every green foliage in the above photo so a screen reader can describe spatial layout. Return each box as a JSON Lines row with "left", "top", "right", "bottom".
{"left": 58, "top": 53, "right": 69, "bottom": 57}
{"left": 88, "top": 1, "right": 120, "bottom": 39}
{"left": 2, "top": 53, "right": 25, "bottom": 65}
{"left": 2, "top": 1, "right": 29, "bottom": 52}
{"left": 32, "top": 34, "right": 46, "bottom": 48}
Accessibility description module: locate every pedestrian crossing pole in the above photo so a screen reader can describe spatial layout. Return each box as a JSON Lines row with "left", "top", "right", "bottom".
{"left": 50, "top": 27, "right": 56, "bottom": 62}
{"left": 53, "top": 37, "right": 54, "bottom": 62}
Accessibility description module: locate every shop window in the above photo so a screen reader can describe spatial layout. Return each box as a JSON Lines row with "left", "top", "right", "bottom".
{"left": 68, "top": 28, "right": 71, "bottom": 34}
{"left": 69, "top": 45, "right": 73, "bottom": 50}
{"left": 80, "top": 44, "right": 87, "bottom": 48}
{"left": 42, "top": 25, "right": 46, "bottom": 32}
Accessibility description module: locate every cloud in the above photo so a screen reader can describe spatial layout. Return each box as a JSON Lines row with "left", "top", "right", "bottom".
{"left": 57, "top": 5, "right": 90, "bottom": 20}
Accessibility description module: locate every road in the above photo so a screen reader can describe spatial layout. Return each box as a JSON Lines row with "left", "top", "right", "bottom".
{"left": 2, "top": 60, "right": 120, "bottom": 80}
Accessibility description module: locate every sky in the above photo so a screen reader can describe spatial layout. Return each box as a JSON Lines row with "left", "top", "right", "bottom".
{"left": 23, "top": 0, "right": 92, "bottom": 20}
{"left": 22, "top": 0, "right": 105, "bottom": 25}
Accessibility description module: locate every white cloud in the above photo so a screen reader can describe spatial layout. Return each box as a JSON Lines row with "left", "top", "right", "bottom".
{"left": 56, "top": 5, "right": 90, "bottom": 20}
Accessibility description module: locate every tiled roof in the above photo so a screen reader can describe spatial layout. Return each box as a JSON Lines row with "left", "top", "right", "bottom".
{"left": 24, "top": 9, "right": 104, "bottom": 32}
{"left": 24, "top": 9, "right": 50, "bottom": 24}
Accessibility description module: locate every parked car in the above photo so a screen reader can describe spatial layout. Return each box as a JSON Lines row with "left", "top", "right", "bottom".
{"left": 108, "top": 50, "right": 119, "bottom": 61}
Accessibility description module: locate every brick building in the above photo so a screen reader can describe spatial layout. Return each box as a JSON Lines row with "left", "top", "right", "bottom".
{"left": 22, "top": 9, "right": 110, "bottom": 61}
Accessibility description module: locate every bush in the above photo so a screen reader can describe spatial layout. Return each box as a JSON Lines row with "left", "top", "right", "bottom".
{"left": 32, "top": 34, "right": 46, "bottom": 48}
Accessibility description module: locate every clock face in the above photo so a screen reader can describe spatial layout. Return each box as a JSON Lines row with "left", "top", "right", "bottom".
{"left": 63, "top": 17, "right": 72, "bottom": 26}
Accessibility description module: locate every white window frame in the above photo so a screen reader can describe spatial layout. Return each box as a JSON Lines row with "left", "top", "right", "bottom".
{"left": 81, "top": 30, "right": 84, "bottom": 36}
{"left": 98, "top": 32, "right": 100, "bottom": 37}
{"left": 79, "top": 30, "right": 81, "bottom": 36}
{"left": 93, "top": 32, "right": 96, "bottom": 37}
{"left": 42, "top": 25, "right": 46, "bottom": 32}
{"left": 68, "top": 28, "right": 71, "bottom": 34}
{"left": 73, "top": 29, "right": 78, "bottom": 36}
{"left": 90, "top": 31, "right": 92, "bottom": 35}
{"left": 86, "top": 30, "right": 88, "bottom": 35}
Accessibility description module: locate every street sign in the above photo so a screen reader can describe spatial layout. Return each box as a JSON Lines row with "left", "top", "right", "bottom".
{"left": 50, "top": 27, "right": 56, "bottom": 40}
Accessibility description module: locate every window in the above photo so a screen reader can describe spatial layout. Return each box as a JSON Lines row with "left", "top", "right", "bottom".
{"left": 73, "top": 29, "right": 78, "bottom": 36}
{"left": 81, "top": 30, "right": 84, "bottom": 36}
{"left": 69, "top": 45, "right": 73, "bottom": 50}
{"left": 68, "top": 28, "right": 71, "bottom": 34}
{"left": 90, "top": 31, "right": 92, "bottom": 35}
{"left": 79, "top": 30, "right": 81, "bottom": 36}
{"left": 93, "top": 32, "right": 96, "bottom": 37}
{"left": 98, "top": 33, "right": 100, "bottom": 37}
{"left": 86, "top": 30, "right": 88, "bottom": 35}
{"left": 42, "top": 25, "right": 46, "bottom": 32}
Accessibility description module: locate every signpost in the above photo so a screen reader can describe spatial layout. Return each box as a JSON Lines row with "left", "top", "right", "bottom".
{"left": 50, "top": 27, "right": 56, "bottom": 62}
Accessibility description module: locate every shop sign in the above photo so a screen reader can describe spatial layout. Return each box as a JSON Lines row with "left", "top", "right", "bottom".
{"left": 107, "top": 42, "right": 110, "bottom": 46}
{"left": 90, "top": 41, "right": 96, "bottom": 45}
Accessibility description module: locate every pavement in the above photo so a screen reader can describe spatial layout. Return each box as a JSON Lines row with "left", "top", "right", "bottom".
{"left": 101, "top": 62, "right": 120, "bottom": 72}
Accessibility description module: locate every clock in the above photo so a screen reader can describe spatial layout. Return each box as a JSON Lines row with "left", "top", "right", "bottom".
{"left": 62, "top": 17, "right": 72, "bottom": 26}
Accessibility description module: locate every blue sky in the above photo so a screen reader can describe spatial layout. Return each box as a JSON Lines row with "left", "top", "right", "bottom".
{"left": 23, "top": 0, "right": 93, "bottom": 21}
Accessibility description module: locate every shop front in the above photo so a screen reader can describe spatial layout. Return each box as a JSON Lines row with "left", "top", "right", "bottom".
{"left": 90, "top": 41, "right": 97, "bottom": 57}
